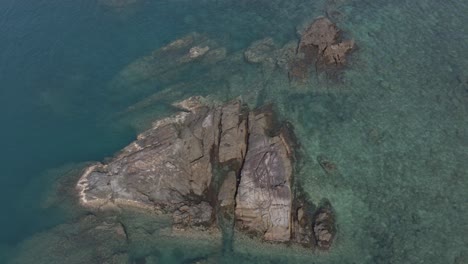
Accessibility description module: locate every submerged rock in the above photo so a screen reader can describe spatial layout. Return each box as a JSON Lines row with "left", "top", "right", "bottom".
{"left": 244, "top": 38, "right": 277, "bottom": 65}
{"left": 218, "top": 171, "right": 237, "bottom": 208}
{"left": 77, "top": 96, "right": 336, "bottom": 249}
{"left": 110, "top": 33, "right": 224, "bottom": 96}
{"left": 11, "top": 215, "right": 129, "bottom": 264}
{"left": 189, "top": 46, "right": 210, "bottom": 58}
{"left": 288, "top": 59, "right": 310, "bottom": 83}
{"left": 172, "top": 202, "right": 213, "bottom": 229}
{"left": 275, "top": 41, "right": 298, "bottom": 71}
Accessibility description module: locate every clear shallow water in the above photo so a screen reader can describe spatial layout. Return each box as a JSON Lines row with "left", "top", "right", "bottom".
{"left": 0, "top": 0, "right": 467, "bottom": 263}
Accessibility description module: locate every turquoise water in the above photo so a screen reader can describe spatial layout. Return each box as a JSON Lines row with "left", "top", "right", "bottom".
{"left": 1, "top": 0, "right": 467, "bottom": 263}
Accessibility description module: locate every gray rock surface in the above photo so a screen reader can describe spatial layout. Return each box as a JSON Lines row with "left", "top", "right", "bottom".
{"left": 77, "top": 96, "right": 221, "bottom": 216}
{"left": 300, "top": 16, "right": 339, "bottom": 53}
{"left": 218, "top": 171, "right": 237, "bottom": 208}
{"left": 295, "top": 16, "right": 355, "bottom": 76}
{"left": 11, "top": 215, "right": 129, "bottom": 264}
{"left": 218, "top": 100, "right": 248, "bottom": 164}
{"left": 173, "top": 202, "right": 213, "bottom": 229}
{"left": 77, "top": 96, "right": 335, "bottom": 249}
{"left": 235, "top": 111, "right": 293, "bottom": 242}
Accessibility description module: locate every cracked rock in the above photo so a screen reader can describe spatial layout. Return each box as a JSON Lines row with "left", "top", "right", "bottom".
{"left": 235, "top": 110, "right": 293, "bottom": 242}
{"left": 76, "top": 96, "right": 336, "bottom": 249}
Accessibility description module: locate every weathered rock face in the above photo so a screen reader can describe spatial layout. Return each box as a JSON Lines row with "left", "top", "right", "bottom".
{"left": 218, "top": 171, "right": 237, "bottom": 208}
{"left": 299, "top": 16, "right": 355, "bottom": 68}
{"left": 287, "top": 16, "right": 355, "bottom": 82}
{"left": 218, "top": 100, "right": 248, "bottom": 165}
{"left": 77, "top": 96, "right": 220, "bottom": 221}
{"left": 235, "top": 110, "right": 293, "bottom": 242}
{"left": 77, "top": 96, "right": 336, "bottom": 249}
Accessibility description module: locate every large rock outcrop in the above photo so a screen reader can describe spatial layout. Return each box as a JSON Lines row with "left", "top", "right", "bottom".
{"left": 77, "top": 96, "right": 336, "bottom": 248}
{"left": 77, "top": 97, "right": 222, "bottom": 228}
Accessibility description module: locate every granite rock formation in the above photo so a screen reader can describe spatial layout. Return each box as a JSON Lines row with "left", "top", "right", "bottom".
{"left": 77, "top": 96, "right": 222, "bottom": 224}
{"left": 77, "top": 96, "right": 336, "bottom": 248}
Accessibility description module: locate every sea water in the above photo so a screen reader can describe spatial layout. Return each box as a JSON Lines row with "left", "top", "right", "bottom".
{"left": 0, "top": 0, "right": 467, "bottom": 263}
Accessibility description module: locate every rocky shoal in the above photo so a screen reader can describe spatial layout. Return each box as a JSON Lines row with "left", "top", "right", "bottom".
{"left": 76, "top": 96, "right": 336, "bottom": 249}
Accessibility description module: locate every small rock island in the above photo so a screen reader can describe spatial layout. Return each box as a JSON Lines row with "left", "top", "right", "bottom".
{"left": 77, "top": 96, "right": 336, "bottom": 250}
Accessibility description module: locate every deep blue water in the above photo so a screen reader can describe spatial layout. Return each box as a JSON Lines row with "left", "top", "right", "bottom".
{"left": 1, "top": 0, "right": 467, "bottom": 263}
